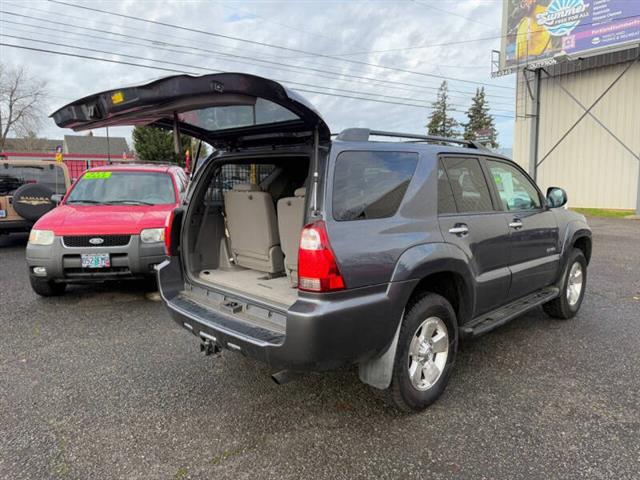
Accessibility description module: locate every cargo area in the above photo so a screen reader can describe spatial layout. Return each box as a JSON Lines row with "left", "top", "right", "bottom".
{"left": 184, "top": 155, "right": 311, "bottom": 310}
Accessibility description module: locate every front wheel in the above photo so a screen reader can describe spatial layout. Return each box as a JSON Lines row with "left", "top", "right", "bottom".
{"left": 385, "top": 293, "right": 458, "bottom": 413}
{"left": 543, "top": 248, "right": 587, "bottom": 319}
{"left": 30, "top": 276, "right": 66, "bottom": 297}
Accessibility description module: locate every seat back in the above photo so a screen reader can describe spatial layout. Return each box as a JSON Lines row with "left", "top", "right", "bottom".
{"left": 223, "top": 183, "right": 283, "bottom": 273}
{"left": 277, "top": 187, "right": 306, "bottom": 285}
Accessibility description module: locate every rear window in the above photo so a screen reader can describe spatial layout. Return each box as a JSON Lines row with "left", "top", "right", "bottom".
{"left": 332, "top": 151, "right": 418, "bottom": 221}
{"left": 0, "top": 163, "right": 67, "bottom": 196}
{"left": 179, "top": 98, "right": 298, "bottom": 131}
{"left": 66, "top": 171, "right": 176, "bottom": 205}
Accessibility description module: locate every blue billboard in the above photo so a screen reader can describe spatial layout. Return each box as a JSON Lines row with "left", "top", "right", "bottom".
{"left": 500, "top": 0, "right": 640, "bottom": 71}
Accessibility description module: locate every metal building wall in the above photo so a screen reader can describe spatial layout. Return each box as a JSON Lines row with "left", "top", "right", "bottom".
{"left": 513, "top": 50, "right": 640, "bottom": 210}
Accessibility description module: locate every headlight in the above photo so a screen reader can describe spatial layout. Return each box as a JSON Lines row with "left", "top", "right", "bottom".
{"left": 29, "top": 229, "right": 55, "bottom": 246}
{"left": 140, "top": 228, "right": 165, "bottom": 244}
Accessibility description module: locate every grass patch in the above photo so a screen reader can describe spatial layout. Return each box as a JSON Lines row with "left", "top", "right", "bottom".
{"left": 210, "top": 447, "right": 244, "bottom": 466}
{"left": 572, "top": 208, "right": 634, "bottom": 218}
{"left": 173, "top": 467, "right": 189, "bottom": 479}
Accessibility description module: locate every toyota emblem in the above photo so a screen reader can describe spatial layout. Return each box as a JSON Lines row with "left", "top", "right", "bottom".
{"left": 89, "top": 237, "right": 105, "bottom": 245}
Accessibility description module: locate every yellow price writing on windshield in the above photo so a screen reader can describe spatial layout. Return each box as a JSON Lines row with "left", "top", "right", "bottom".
{"left": 84, "top": 171, "right": 112, "bottom": 180}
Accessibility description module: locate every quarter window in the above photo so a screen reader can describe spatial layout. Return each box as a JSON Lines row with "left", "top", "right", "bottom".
{"left": 437, "top": 161, "right": 456, "bottom": 215}
{"left": 486, "top": 160, "right": 541, "bottom": 211}
{"left": 441, "top": 157, "right": 493, "bottom": 213}
{"left": 333, "top": 151, "right": 418, "bottom": 221}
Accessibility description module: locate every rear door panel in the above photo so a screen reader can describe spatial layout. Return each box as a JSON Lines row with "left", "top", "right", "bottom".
{"left": 438, "top": 156, "right": 511, "bottom": 316}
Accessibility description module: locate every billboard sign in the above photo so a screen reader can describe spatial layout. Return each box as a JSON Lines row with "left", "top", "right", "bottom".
{"left": 498, "top": 0, "right": 640, "bottom": 74}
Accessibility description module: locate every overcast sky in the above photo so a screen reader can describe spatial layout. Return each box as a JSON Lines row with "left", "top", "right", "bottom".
{"left": 0, "top": 0, "right": 516, "bottom": 149}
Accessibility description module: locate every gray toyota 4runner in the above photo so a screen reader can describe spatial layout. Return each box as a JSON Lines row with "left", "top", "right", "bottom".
{"left": 53, "top": 73, "right": 592, "bottom": 412}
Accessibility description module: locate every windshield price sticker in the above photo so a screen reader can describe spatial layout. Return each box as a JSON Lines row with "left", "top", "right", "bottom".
{"left": 84, "top": 171, "right": 112, "bottom": 180}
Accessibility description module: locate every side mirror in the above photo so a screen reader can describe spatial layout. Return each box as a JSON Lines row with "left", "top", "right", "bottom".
{"left": 51, "top": 194, "right": 64, "bottom": 205}
{"left": 546, "top": 187, "right": 567, "bottom": 208}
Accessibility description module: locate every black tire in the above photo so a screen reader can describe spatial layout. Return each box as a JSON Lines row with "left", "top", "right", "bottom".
{"left": 12, "top": 184, "right": 56, "bottom": 221}
{"left": 543, "top": 248, "right": 587, "bottom": 319}
{"left": 30, "top": 276, "right": 66, "bottom": 297}
{"left": 385, "top": 293, "right": 458, "bottom": 413}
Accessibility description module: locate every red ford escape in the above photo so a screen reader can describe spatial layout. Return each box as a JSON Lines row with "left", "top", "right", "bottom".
{"left": 26, "top": 164, "right": 187, "bottom": 296}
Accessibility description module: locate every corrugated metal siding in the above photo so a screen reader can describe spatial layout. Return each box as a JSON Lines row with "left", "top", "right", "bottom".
{"left": 514, "top": 51, "right": 640, "bottom": 209}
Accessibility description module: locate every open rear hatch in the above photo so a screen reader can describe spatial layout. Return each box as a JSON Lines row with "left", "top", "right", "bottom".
{"left": 51, "top": 72, "right": 330, "bottom": 149}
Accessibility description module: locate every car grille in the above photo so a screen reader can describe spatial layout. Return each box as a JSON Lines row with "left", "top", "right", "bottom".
{"left": 63, "top": 235, "right": 131, "bottom": 247}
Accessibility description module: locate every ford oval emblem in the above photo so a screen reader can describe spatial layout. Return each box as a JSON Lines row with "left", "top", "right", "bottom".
{"left": 89, "top": 237, "right": 104, "bottom": 245}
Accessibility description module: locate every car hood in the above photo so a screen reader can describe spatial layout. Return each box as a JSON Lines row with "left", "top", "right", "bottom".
{"left": 33, "top": 204, "right": 174, "bottom": 235}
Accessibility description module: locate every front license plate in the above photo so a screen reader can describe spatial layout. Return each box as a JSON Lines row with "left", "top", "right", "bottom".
{"left": 0, "top": 209, "right": 6, "bottom": 218}
{"left": 81, "top": 253, "right": 110, "bottom": 268}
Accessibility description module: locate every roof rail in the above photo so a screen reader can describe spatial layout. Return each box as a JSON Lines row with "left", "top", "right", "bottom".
{"left": 334, "top": 128, "right": 490, "bottom": 151}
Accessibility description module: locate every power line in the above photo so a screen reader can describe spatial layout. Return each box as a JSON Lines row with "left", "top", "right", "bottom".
{"left": 1, "top": 0, "right": 289, "bottom": 62}
{"left": 0, "top": 11, "right": 515, "bottom": 101}
{"left": 0, "top": 42, "right": 514, "bottom": 118}
{"left": 409, "top": 0, "right": 493, "bottom": 27}
{"left": 0, "top": 20, "right": 515, "bottom": 109}
{"left": 0, "top": 34, "right": 515, "bottom": 116}
{"left": 291, "top": 13, "right": 640, "bottom": 58}
{"left": 47, "top": 0, "right": 514, "bottom": 90}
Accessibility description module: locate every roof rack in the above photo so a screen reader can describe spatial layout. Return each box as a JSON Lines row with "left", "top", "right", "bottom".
{"left": 333, "top": 128, "right": 490, "bottom": 151}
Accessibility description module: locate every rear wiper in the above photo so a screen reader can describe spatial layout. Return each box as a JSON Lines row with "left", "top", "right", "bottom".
{"left": 104, "top": 200, "right": 154, "bottom": 206}
{"left": 66, "top": 199, "right": 102, "bottom": 204}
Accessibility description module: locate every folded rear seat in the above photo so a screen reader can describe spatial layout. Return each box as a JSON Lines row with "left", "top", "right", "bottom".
{"left": 277, "top": 187, "right": 306, "bottom": 286}
{"left": 223, "top": 183, "right": 284, "bottom": 273}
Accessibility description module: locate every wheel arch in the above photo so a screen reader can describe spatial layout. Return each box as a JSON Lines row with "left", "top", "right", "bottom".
{"left": 572, "top": 234, "right": 592, "bottom": 264}
{"left": 390, "top": 242, "right": 475, "bottom": 325}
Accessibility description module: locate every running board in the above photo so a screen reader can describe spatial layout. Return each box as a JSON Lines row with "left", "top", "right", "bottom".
{"left": 461, "top": 287, "right": 560, "bottom": 338}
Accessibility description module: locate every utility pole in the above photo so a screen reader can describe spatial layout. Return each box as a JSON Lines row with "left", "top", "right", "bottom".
{"left": 528, "top": 68, "right": 541, "bottom": 181}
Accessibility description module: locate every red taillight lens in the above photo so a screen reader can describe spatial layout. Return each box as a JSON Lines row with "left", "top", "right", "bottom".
{"left": 164, "top": 209, "right": 174, "bottom": 256}
{"left": 298, "top": 220, "right": 345, "bottom": 292}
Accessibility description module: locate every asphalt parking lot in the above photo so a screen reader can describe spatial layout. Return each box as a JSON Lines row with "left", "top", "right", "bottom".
{"left": 1, "top": 216, "right": 638, "bottom": 480}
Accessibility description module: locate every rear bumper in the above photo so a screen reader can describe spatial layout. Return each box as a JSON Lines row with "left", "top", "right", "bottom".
{"left": 0, "top": 219, "right": 33, "bottom": 234}
{"left": 158, "top": 256, "right": 415, "bottom": 372}
{"left": 26, "top": 235, "right": 166, "bottom": 283}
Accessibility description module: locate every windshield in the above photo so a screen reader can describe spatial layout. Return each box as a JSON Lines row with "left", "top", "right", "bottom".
{"left": 66, "top": 171, "right": 176, "bottom": 205}
{"left": 0, "top": 164, "right": 67, "bottom": 196}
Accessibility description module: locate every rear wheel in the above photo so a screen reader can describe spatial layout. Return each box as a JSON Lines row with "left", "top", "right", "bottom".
{"left": 385, "top": 293, "right": 458, "bottom": 413}
{"left": 543, "top": 248, "right": 587, "bottom": 319}
{"left": 30, "top": 277, "right": 66, "bottom": 297}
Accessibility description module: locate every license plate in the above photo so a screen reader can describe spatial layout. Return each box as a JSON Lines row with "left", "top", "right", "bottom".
{"left": 0, "top": 209, "right": 6, "bottom": 218}
{"left": 81, "top": 253, "right": 110, "bottom": 268}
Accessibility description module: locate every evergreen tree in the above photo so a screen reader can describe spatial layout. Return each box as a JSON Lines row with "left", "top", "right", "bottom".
{"left": 132, "top": 126, "right": 192, "bottom": 165}
{"left": 463, "top": 87, "right": 498, "bottom": 148}
{"left": 426, "top": 81, "right": 459, "bottom": 138}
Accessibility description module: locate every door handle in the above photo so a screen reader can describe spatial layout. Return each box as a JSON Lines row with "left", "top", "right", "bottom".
{"left": 509, "top": 219, "right": 523, "bottom": 229}
{"left": 448, "top": 224, "right": 469, "bottom": 236}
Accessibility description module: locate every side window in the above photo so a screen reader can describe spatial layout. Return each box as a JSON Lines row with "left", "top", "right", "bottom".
{"left": 177, "top": 172, "right": 187, "bottom": 193}
{"left": 486, "top": 160, "right": 541, "bottom": 211}
{"left": 333, "top": 151, "right": 418, "bottom": 221}
{"left": 437, "top": 160, "right": 456, "bottom": 214}
{"left": 441, "top": 157, "right": 494, "bottom": 213}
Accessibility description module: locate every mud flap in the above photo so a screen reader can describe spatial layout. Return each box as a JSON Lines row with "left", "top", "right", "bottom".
{"left": 358, "top": 315, "right": 403, "bottom": 390}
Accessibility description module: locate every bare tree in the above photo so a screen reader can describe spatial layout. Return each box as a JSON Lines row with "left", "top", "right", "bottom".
{"left": 0, "top": 64, "right": 48, "bottom": 150}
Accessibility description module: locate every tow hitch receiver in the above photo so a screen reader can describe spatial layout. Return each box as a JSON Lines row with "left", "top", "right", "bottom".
{"left": 199, "top": 333, "right": 222, "bottom": 357}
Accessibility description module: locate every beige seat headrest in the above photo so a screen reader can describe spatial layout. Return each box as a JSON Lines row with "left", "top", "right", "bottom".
{"left": 294, "top": 187, "right": 306, "bottom": 197}
{"left": 233, "top": 183, "right": 261, "bottom": 192}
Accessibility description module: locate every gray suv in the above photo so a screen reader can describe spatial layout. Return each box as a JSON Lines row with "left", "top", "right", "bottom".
{"left": 53, "top": 73, "right": 592, "bottom": 412}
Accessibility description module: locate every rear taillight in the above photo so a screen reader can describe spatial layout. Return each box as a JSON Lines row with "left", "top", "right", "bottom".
{"left": 298, "top": 220, "right": 345, "bottom": 292}
{"left": 164, "top": 209, "right": 174, "bottom": 256}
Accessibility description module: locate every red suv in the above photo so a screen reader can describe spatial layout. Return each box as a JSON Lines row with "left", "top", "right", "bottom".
{"left": 26, "top": 164, "right": 187, "bottom": 296}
